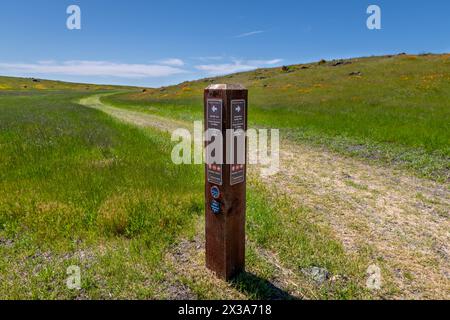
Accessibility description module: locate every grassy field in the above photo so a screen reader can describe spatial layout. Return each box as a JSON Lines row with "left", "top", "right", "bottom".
{"left": 104, "top": 54, "right": 450, "bottom": 181}
{"left": 0, "top": 53, "right": 448, "bottom": 299}
{"left": 0, "top": 88, "right": 371, "bottom": 299}
{"left": 0, "top": 90, "right": 204, "bottom": 298}
{"left": 0, "top": 76, "right": 135, "bottom": 92}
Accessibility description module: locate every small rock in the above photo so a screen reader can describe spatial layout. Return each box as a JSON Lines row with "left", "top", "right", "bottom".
{"left": 349, "top": 71, "right": 362, "bottom": 76}
{"left": 331, "top": 60, "right": 352, "bottom": 67}
{"left": 301, "top": 266, "right": 330, "bottom": 284}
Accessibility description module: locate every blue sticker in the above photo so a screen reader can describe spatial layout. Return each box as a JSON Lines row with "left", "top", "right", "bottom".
{"left": 211, "top": 200, "right": 221, "bottom": 214}
{"left": 211, "top": 186, "right": 220, "bottom": 199}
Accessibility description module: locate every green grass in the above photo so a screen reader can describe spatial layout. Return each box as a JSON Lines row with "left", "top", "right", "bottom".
{"left": 104, "top": 54, "right": 450, "bottom": 181}
{"left": 0, "top": 91, "right": 203, "bottom": 299}
{"left": 0, "top": 89, "right": 370, "bottom": 299}
{"left": 0, "top": 75, "right": 137, "bottom": 91}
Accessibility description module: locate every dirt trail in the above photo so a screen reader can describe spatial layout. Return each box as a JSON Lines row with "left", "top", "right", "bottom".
{"left": 256, "top": 142, "right": 449, "bottom": 299}
{"left": 80, "top": 94, "right": 450, "bottom": 299}
{"left": 79, "top": 95, "right": 188, "bottom": 133}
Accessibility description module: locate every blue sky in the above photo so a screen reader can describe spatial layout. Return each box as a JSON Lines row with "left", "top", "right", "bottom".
{"left": 0, "top": 0, "right": 449, "bottom": 87}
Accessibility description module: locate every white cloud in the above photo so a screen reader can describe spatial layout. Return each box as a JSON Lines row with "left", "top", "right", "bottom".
{"left": 37, "top": 60, "right": 57, "bottom": 65}
{"left": 196, "top": 62, "right": 256, "bottom": 75}
{"left": 195, "top": 58, "right": 283, "bottom": 75}
{"left": 0, "top": 60, "right": 187, "bottom": 78}
{"left": 193, "top": 56, "right": 225, "bottom": 61}
{"left": 247, "top": 59, "right": 283, "bottom": 65}
{"left": 157, "top": 58, "right": 185, "bottom": 66}
{"left": 234, "top": 30, "right": 265, "bottom": 38}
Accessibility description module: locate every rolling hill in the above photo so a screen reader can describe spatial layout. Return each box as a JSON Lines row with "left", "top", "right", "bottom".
{"left": 105, "top": 53, "right": 450, "bottom": 181}
{"left": 0, "top": 75, "right": 137, "bottom": 91}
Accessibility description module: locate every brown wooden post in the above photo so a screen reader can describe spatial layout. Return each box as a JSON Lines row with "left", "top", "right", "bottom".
{"left": 204, "top": 84, "right": 248, "bottom": 281}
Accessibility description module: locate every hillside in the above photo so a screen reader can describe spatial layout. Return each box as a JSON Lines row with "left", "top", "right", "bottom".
{"left": 105, "top": 53, "right": 450, "bottom": 181}
{"left": 1, "top": 54, "right": 449, "bottom": 299}
{"left": 0, "top": 75, "right": 136, "bottom": 91}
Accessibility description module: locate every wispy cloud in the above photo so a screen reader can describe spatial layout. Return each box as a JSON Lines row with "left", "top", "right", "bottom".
{"left": 157, "top": 58, "right": 185, "bottom": 66}
{"left": 0, "top": 60, "right": 187, "bottom": 78}
{"left": 195, "top": 62, "right": 255, "bottom": 75}
{"left": 195, "top": 58, "right": 282, "bottom": 75}
{"left": 193, "top": 56, "right": 225, "bottom": 61}
{"left": 247, "top": 59, "right": 283, "bottom": 65}
{"left": 234, "top": 30, "right": 264, "bottom": 38}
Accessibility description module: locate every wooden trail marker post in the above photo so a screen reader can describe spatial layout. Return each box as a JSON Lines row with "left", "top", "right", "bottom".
{"left": 204, "top": 84, "right": 248, "bottom": 280}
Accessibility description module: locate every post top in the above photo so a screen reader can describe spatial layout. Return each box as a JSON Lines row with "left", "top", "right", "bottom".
{"left": 206, "top": 84, "right": 246, "bottom": 90}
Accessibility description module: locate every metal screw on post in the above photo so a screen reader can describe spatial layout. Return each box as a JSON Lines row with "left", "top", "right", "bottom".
{"left": 204, "top": 84, "right": 248, "bottom": 281}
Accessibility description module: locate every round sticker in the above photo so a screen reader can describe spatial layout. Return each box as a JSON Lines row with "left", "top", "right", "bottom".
{"left": 211, "top": 186, "right": 220, "bottom": 199}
